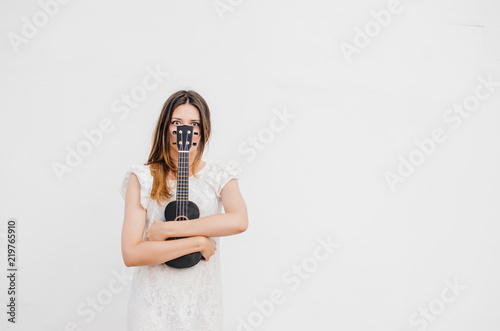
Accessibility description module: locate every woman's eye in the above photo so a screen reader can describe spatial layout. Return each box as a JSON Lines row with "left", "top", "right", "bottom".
{"left": 172, "top": 120, "right": 180, "bottom": 125}
{"left": 192, "top": 122, "right": 199, "bottom": 127}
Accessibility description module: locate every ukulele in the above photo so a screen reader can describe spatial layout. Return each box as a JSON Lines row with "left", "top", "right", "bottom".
{"left": 163, "top": 124, "right": 203, "bottom": 268}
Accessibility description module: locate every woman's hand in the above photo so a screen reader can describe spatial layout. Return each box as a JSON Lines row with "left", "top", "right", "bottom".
{"left": 145, "top": 219, "right": 170, "bottom": 241}
{"left": 198, "top": 236, "right": 216, "bottom": 261}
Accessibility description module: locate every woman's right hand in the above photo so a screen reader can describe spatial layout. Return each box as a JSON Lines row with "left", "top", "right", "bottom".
{"left": 198, "top": 236, "right": 216, "bottom": 261}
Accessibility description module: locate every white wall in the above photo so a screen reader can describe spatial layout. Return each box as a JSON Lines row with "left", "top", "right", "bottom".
{"left": 1, "top": 0, "right": 500, "bottom": 330}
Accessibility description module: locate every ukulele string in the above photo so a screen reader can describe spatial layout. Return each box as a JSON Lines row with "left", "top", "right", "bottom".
{"left": 184, "top": 132, "right": 190, "bottom": 220}
{"left": 182, "top": 150, "right": 186, "bottom": 220}
{"left": 175, "top": 128, "right": 191, "bottom": 234}
{"left": 176, "top": 153, "right": 180, "bottom": 227}
{"left": 182, "top": 143, "right": 188, "bottom": 222}
{"left": 179, "top": 146, "right": 186, "bottom": 224}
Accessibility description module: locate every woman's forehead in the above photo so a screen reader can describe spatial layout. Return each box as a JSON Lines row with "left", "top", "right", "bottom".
{"left": 172, "top": 104, "right": 200, "bottom": 119}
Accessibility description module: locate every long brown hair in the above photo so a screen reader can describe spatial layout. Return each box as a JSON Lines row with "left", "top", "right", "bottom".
{"left": 146, "top": 90, "right": 211, "bottom": 205}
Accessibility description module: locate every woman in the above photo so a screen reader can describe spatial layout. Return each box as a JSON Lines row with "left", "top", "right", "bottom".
{"left": 120, "top": 90, "right": 248, "bottom": 330}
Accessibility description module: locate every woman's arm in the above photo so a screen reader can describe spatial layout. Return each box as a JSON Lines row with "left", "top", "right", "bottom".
{"left": 121, "top": 174, "right": 212, "bottom": 267}
{"left": 145, "top": 178, "right": 248, "bottom": 240}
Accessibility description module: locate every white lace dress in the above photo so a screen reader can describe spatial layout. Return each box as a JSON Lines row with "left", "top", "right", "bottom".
{"left": 120, "top": 160, "right": 242, "bottom": 331}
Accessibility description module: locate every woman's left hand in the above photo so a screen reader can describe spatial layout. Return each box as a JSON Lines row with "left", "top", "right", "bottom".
{"left": 145, "top": 219, "right": 170, "bottom": 241}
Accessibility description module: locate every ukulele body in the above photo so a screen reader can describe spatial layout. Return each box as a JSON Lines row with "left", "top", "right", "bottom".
{"left": 163, "top": 200, "right": 202, "bottom": 268}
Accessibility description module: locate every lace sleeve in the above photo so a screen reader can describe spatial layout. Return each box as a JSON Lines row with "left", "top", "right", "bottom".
{"left": 120, "top": 164, "right": 153, "bottom": 209}
{"left": 215, "top": 160, "right": 243, "bottom": 199}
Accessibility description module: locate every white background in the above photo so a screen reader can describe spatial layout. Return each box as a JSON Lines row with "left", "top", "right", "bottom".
{"left": 1, "top": 0, "right": 500, "bottom": 330}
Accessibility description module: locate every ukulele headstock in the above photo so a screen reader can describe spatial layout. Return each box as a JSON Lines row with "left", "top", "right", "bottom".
{"left": 172, "top": 125, "right": 198, "bottom": 152}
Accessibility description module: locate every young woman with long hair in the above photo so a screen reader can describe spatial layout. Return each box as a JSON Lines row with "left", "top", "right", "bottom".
{"left": 120, "top": 90, "right": 248, "bottom": 330}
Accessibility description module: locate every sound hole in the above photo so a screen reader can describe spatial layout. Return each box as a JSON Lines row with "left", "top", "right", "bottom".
{"left": 174, "top": 215, "right": 189, "bottom": 221}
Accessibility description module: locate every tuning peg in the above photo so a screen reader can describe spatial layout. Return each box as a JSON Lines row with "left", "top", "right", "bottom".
{"left": 173, "top": 130, "right": 177, "bottom": 135}
{"left": 193, "top": 132, "right": 199, "bottom": 135}
{"left": 172, "top": 142, "right": 176, "bottom": 145}
{"left": 193, "top": 142, "right": 197, "bottom": 146}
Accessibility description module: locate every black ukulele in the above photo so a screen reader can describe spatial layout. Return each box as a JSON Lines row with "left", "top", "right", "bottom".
{"left": 163, "top": 125, "right": 202, "bottom": 268}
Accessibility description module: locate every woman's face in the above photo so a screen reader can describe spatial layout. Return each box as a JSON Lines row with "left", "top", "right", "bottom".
{"left": 168, "top": 103, "right": 202, "bottom": 156}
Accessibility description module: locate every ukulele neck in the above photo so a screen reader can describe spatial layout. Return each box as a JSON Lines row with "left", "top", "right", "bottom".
{"left": 176, "top": 151, "right": 190, "bottom": 202}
